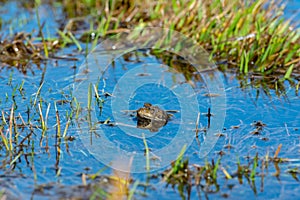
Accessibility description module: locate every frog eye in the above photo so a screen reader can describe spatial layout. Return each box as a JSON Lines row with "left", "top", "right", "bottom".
{"left": 144, "top": 102, "right": 152, "bottom": 107}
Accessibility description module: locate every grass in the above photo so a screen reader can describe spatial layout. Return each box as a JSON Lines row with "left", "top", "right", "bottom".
{"left": 161, "top": 143, "right": 296, "bottom": 198}
{"left": 35, "top": 0, "right": 49, "bottom": 58}
{"left": 32, "top": 0, "right": 296, "bottom": 97}
{"left": 1, "top": 0, "right": 299, "bottom": 94}
{"left": 54, "top": 102, "right": 61, "bottom": 137}
{"left": 87, "top": 83, "right": 92, "bottom": 111}
{"left": 56, "top": 0, "right": 300, "bottom": 73}
{"left": 0, "top": 128, "right": 9, "bottom": 151}
{"left": 142, "top": 133, "right": 150, "bottom": 172}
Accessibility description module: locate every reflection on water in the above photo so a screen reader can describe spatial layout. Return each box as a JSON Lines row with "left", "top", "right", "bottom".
{"left": 137, "top": 118, "right": 166, "bottom": 132}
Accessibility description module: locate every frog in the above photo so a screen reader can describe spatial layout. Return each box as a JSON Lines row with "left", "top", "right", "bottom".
{"left": 136, "top": 103, "right": 175, "bottom": 132}
{"left": 121, "top": 103, "right": 178, "bottom": 132}
{"left": 137, "top": 103, "right": 169, "bottom": 123}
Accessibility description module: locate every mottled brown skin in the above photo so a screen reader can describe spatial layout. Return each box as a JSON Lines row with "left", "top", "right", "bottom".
{"left": 136, "top": 103, "right": 171, "bottom": 132}
{"left": 137, "top": 103, "right": 169, "bottom": 122}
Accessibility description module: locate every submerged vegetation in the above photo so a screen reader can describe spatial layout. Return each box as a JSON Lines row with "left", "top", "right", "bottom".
{"left": 0, "top": 0, "right": 300, "bottom": 199}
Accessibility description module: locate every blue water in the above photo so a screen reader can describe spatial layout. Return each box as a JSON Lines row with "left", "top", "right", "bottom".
{"left": 285, "top": 0, "right": 300, "bottom": 26}
{"left": 0, "top": 1, "right": 299, "bottom": 199}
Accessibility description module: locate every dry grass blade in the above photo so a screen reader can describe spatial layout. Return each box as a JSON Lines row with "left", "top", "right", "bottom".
{"left": 0, "top": 128, "right": 9, "bottom": 151}
{"left": 274, "top": 144, "right": 282, "bottom": 159}
{"left": 55, "top": 102, "right": 61, "bottom": 138}
{"left": 9, "top": 104, "right": 14, "bottom": 151}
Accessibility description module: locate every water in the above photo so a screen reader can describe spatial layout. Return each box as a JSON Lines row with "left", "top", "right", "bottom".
{"left": 0, "top": 1, "right": 299, "bottom": 199}
{"left": 285, "top": 0, "right": 300, "bottom": 26}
